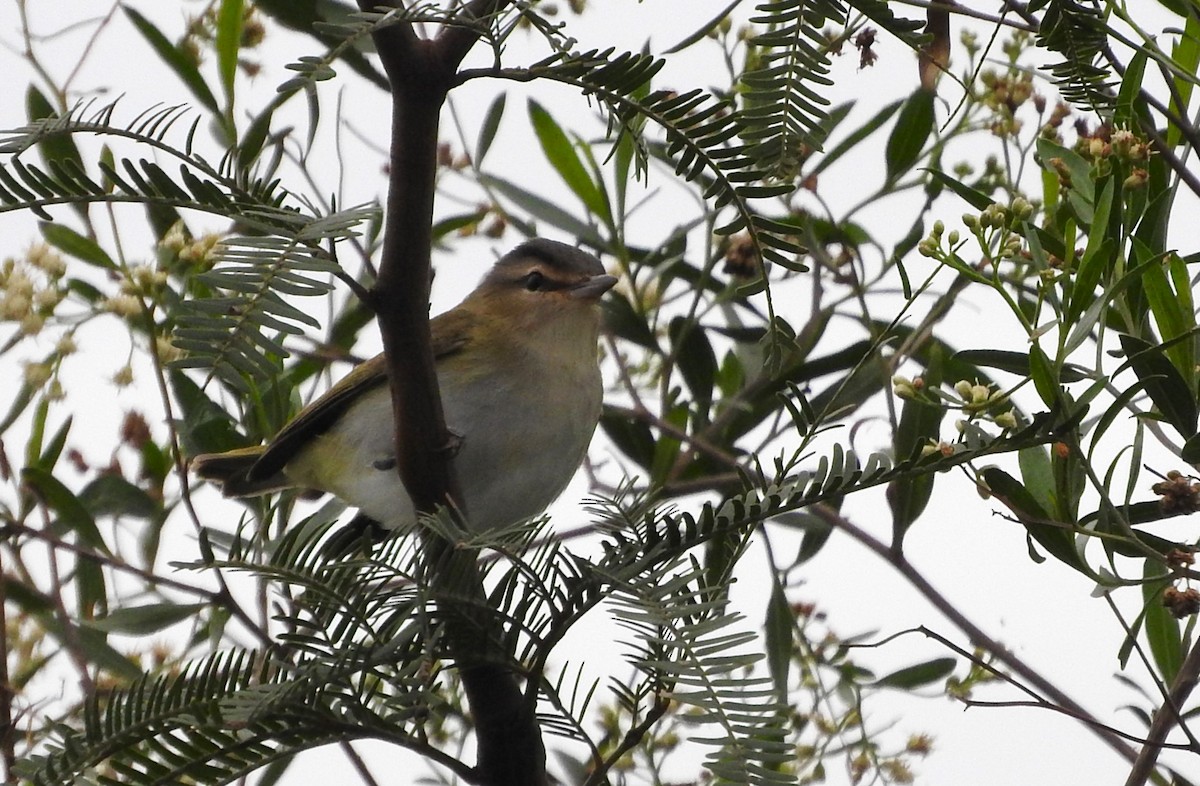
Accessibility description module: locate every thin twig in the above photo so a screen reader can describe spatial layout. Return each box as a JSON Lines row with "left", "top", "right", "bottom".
{"left": 0, "top": 543, "right": 15, "bottom": 782}
{"left": 581, "top": 696, "right": 670, "bottom": 786}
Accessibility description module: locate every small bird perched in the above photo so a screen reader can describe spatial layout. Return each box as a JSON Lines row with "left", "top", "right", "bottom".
{"left": 192, "top": 238, "right": 616, "bottom": 540}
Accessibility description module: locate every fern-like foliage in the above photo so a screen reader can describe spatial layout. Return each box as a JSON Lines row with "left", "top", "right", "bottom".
{"left": 0, "top": 101, "right": 378, "bottom": 390}
{"left": 739, "top": 0, "right": 847, "bottom": 181}
{"left": 497, "top": 47, "right": 806, "bottom": 296}
{"left": 172, "top": 205, "right": 375, "bottom": 391}
{"left": 1034, "top": 0, "right": 1115, "bottom": 112}
{"left": 23, "top": 400, "right": 1071, "bottom": 785}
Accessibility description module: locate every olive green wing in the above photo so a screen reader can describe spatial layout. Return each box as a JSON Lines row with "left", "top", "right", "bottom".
{"left": 248, "top": 309, "right": 474, "bottom": 481}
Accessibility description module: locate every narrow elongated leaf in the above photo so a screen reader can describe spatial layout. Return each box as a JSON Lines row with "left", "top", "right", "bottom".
{"left": 952, "top": 349, "right": 1089, "bottom": 382}
{"left": 86, "top": 603, "right": 208, "bottom": 635}
{"left": 808, "top": 99, "right": 902, "bottom": 178}
{"left": 123, "top": 7, "right": 220, "bottom": 115}
{"left": 1018, "top": 446, "right": 1056, "bottom": 524}
{"left": 599, "top": 407, "right": 655, "bottom": 470}
{"left": 1142, "top": 560, "right": 1183, "bottom": 684}
{"left": 1119, "top": 333, "right": 1198, "bottom": 438}
{"left": 884, "top": 89, "right": 935, "bottom": 183}
{"left": 669, "top": 317, "right": 717, "bottom": 418}
{"left": 529, "top": 99, "right": 610, "bottom": 223}
{"left": 925, "top": 168, "right": 992, "bottom": 210}
{"left": 20, "top": 467, "right": 109, "bottom": 552}
{"left": 216, "top": 0, "right": 244, "bottom": 105}
{"left": 874, "top": 657, "right": 955, "bottom": 689}
{"left": 764, "top": 578, "right": 793, "bottom": 703}
{"left": 480, "top": 173, "right": 604, "bottom": 246}
{"left": 889, "top": 346, "right": 944, "bottom": 552}
{"left": 982, "top": 467, "right": 1087, "bottom": 573}
{"left": 39, "top": 222, "right": 116, "bottom": 269}
{"left": 475, "top": 93, "right": 506, "bottom": 165}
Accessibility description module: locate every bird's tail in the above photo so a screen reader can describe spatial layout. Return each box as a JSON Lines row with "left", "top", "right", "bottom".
{"left": 190, "top": 446, "right": 292, "bottom": 497}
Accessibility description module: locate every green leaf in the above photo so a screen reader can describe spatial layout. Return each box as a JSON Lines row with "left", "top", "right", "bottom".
{"left": 1142, "top": 560, "right": 1183, "bottom": 684}
{"left": 479, "top": 173, "right": 604, "bottom": 246}
{"left": 874, "top": 657, "right": 955, "bottom": 689}
{"left": 775, "top": 511, "right": 833, "bottom": 566}
{"left": 0, "top": 382, "right": 36, "bottom": 436}
{"left": 669, "top": 317, "right": 717, "bottom": 419}
{"left": 72, "top": 625, "right": 143, "bottom": 681}
{"left": 924, "top": 169, "right": 993, "bottom": 210}
{"left": 1114, "top": 48, "right": 1149, "bottom": 131}
{"left": 36, "top": 415, "right": 72, "bottom": 473}
{"left": 982, "top": 467, "right": 1087, "bottom": 573}
{"left": 1027, "top": 343, "right": 1060, "bottom": 408}
{"left": 764, "top": 578, "right": 793, "bottom": 702}
{"left": 476, "top": 93, "right": 506, "bottom": 166}
{"left": 602, "top": 291, "right": 658, "bottom": 350}
{"left": 888, "top": 346, "right": 944, "bottom": 552}
{"left": 168, "top": 369, "right": 249, "bottom": 456}
{"left": 79, "top": 475, "right": 160, "bottom": 520}
{"left": 1018, "top": 446, "right": 1056, "bottom": 524}
{"left": 237, "top": 105, "right": 275, "bottom": 171}
{"left": 20, "top": 467, "right": 109, "bottom": 553}
{"left": 809, "top": 98, "right": 903, "bottom": 178}
{"left": 86, "top": 603, "right": 208, "bottom": 635}
{"left": 599, "top": 407, "right": 655, "bottom": 471}
{"left": 215, "top": 0, "right": 244, "bottom": 107}
{"left": 123, "top": 7, "right": 220, "bottom": 116}
{"left": 1036, "top": 136, "right": 1094, "bottom": 209}
{"left": 951, "top": 349, "right": 1089, "bottom": 382}
{"left": 528, "top": 99, "right": 611, "bottom": 224}
{"left": 1141, "top": 249, "right": 1196, "bottom": 390}
{"left": 1118, "top": 333, "right": 1198, "bottom": 438}
{"left": 1182, "top": 432, "right": 1200, "bottom": 463}
{"left": 39, "top": 222, "right": 116, "bottom": 270}
{"left": 1168, "top": 14, "right": 1200, "bottom": 148}
{"left": 24, "top": 87, "right": 88, "bottom": 220}
{"left": 884, "top": 89, "right": 935, "bottom": 184}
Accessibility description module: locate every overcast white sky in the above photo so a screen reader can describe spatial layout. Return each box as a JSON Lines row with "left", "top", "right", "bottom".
{"left": 0, "top": 2, "right": 1196, "bottom": 784}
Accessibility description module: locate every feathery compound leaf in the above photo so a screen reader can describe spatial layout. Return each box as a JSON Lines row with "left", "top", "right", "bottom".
{"left": 521, "top": 48, "right": 804, "bottom": 284}
{"left": 174, "top": 204, "right": 376, "bottom": 386}
{"left": 1035, "top": 0, "right": 1115, "bottom": 112}
{"left": 739, "top": 0, "right": 846, "bottom": 180}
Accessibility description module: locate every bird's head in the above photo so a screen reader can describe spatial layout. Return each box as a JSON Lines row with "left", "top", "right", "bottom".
{"left": 467, "top": 239, "right": 617, "bottom": 337}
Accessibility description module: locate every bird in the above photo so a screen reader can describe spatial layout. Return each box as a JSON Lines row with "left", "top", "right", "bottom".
{"left": 191, "top": 238, "right": 616, "bottom": 545}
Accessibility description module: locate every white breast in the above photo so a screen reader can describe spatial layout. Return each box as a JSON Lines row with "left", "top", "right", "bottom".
{"left": 293, "top": 326, "right": 602, "bottom": 534}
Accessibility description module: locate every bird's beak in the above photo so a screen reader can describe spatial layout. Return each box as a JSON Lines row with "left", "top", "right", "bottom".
{"left": 569, "top": 273, "right": 618, "bottom": 300}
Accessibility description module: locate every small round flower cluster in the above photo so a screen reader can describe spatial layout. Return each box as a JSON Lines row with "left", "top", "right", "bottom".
{"left": 917, "top": 198, "right": 1033, "bottom": 263}
{"left": 160, "top": 222, "right": 223, "bottom": 270}
{"left": 892, "top": 375, "right": 1018, "bottom": 458}
{"left": 1074, "top": 126, "right": 1152, "bottom": 189}
{"left": 0, "top": 244, "right": 67, "bottom": 337}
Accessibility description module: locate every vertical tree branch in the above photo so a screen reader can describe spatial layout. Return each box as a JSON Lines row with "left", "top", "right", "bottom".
{"left": 354, "top": 4, "right": 543, "bottom": 785}
{"left": 1123, "top": 639, "right": 1200, "bottom": 786}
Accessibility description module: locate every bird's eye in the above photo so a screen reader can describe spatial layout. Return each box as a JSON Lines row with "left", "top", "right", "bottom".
{"left": 523, "top": 271, "right": 546, "bottom": 291}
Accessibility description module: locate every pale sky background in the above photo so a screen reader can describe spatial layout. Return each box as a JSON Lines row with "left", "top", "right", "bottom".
{"left": 0, "top": 2, "right": 1195, "bottom": 784}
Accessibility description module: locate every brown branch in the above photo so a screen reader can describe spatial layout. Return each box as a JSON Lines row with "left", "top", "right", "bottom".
{"left": 355, "top": 3, "right": 543, "bottom": 785}
{"left": 582, "top": 695, "right": 670, "bottom": 786}
{"left": 1124, "top": 638, "right": 1200, "bottom": 786}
